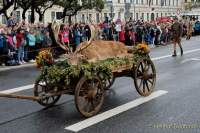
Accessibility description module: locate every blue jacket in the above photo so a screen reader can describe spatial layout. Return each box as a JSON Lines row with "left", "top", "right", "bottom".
{"left": 0, "top": 35, "right": 4, "bottom": 48}
{"left": 27, "top": 34, "right": 36, "bottom": 46}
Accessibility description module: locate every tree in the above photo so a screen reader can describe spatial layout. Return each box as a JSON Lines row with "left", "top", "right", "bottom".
{"left": 35, "top": 0, "right": 57, "bottom": 22}
{"left": 0, "top": 0, "right": 16, "bottom": 19}
{"left": 17, "top": 0, "right": 32, "bottom": 20}
{"left": 56, "top": 0, "right": 104, "bottom": 23}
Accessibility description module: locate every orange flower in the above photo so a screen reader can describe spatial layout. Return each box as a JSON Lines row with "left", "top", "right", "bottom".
{"left": 136, "top": 43, "right": 150, "bottom": 54}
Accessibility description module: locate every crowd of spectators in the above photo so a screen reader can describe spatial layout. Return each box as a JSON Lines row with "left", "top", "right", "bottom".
{"left": 0, "top": 16, "right": 198, "bottom": 66}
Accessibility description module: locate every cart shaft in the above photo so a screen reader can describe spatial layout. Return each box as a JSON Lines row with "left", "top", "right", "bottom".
{"left": 0, "top": 93, "right": 40, "bottom": 101}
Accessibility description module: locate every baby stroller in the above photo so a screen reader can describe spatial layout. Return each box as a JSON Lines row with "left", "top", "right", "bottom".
{"left": 4, "top": 35, "right": 19, "bottom": 66}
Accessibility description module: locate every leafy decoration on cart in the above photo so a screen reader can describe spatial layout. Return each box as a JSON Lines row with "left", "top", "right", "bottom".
{"left": 35, "top": 49, "right": 54, "bottom": 68}
{"left": 36, "top": 44, "right": 150, "bottom": 88}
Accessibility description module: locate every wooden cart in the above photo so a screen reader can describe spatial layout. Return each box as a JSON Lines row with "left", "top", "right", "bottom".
{"left": 0, "top": 54, "right": 156, "bottom": 118}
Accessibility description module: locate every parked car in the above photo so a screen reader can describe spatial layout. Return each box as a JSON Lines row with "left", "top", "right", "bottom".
{"left": 194, "top": 21, "right": 200, "bottom": 35}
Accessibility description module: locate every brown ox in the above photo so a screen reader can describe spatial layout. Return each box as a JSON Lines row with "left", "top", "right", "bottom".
{"left": 51, "top": 22, "right": 131, "bottom": 65}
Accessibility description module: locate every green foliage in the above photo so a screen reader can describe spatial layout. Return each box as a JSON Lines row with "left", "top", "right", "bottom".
{"left": 56, "top": 0, "right": 104, "bottom": 17}
{"left": 37, "top": 46, "right": 149, "bottom": 89}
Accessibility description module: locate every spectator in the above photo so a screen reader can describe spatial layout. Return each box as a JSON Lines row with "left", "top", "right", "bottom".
{"left": 16, "top": 28, "right": 26, "bottom": 64}
{"left": 27, "top": 29, "right": 36, "bottom": 61}
{"left": 43, "top": 31, "right": 52, "bottom": 48}
{"left": 74, "top": 24, "right": 82, "bottom": 47}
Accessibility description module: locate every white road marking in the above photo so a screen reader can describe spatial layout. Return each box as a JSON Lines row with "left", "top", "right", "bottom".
{"left": 151, "top": 48, "right": 200, "bottom": 61}
{"left": 181, "top": 58, "right": 200, "bottom": 64}
{"left": 65, "top": 90, "right": 168, "bottom": 132}
{"left": 0, "top": 84, "right": 34, "bottom": 94}
{"left": 1, "top": 48, "right": 200, "bottom": 95}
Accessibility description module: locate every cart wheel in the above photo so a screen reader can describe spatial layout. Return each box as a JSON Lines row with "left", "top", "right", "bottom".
{"left": 75, "top": 76, "right": 105, "bottom": 117}
{"left": 134, "top": 58, "right": 156, "bottom": 96}
{"left": 34, "top": 79, "right": 61, "bottom": 107}
{"left": 104, "top": 75, "right": 115, "bottom": 90}
{"left": 99, "top": 73, "right": 115, "bottom": 90}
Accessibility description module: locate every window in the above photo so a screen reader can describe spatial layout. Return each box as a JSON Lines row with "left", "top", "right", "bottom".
{"left": 169, "top": 0, "right": 171, "bottom": 6}
{"left": 2, "top": 15, "right": 7, "bottom": 24}
{"left": 82, "top": 14, "right": 85, "bottom": 23}
{"left": 16, "top": 11, "right": 20, "bottom": 23}
{"left": 56, "top": 12, "right": 63, "bottom": 20}
{"left": 118, "top": 0, "right": 120, "bottom": 3}
{"left": 130, "top": 0, "right": 135, "bottom": 4}
{"left": 161, "top": 13, "right": 163, "bottom": 17}
{"left": 28, "top": 11, "right": 31, "bottom": 23}
{"left": 89, "top": 14, "right": 92, "bottom": 22}
{"left": 141, "top": 0, "right": 143, "bottom": 4}
{"left": 96, "top": 13, "right": 100, "bottom": 23}
{"left": 75, "top": 15, "right": 77, "bottom": 23}
{"left": 141, "top": 13, "right": 144, "bottom": 20}
{"left": 165, "top": 13, "right": 167, "bottom": 16}
{"left": 104, "top": 13, "right": 108, "bottom": 18}
{"left": 173, "top": 0, "right": 175, "bottom": 6}
{"left": 118, "top": 12, "right": 121, "bottom": 19}
{"left": 156, "top": 0, "right": 158, "bottom": 5}
{"left": 156, "top": 13, "right": 159, "bottom": 18}
{"left": 51, "top": 11, "right": 55, "bottom": 22}
{"left": 136, "top": 0, "right": 138, "bottom": 4}
{"left": 136, "top": 13, "right": 139, "bottom": 20}
{"left": 131, "top": 13, "right": 133, "bottom": 19}
{"left": 147, "top": 13, "right": 149, "bottom": 21}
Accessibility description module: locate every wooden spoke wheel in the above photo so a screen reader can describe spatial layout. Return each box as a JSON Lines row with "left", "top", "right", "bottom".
{"left": 75, "top": 76, "right": 105, "bottom": 117}
{"left": 104, "top": 75, "right": 115, "bottom": 90}
{"left": 99, "top": 73, "right": 115, "bottom": 90}
{"left": 34, "top": 79, "right": 61, "bottom": 107}
{"left": 134, "top": 58, "right": 156, "bottom": 96}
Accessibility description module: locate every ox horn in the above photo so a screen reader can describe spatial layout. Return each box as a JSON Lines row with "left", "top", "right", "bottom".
{"left": 74, "top": 24, "right": 96, "bottom": 54}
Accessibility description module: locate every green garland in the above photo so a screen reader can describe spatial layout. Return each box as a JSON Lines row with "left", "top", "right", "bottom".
{"left": 37, "top": 48, "right": 148, "bottom": 88}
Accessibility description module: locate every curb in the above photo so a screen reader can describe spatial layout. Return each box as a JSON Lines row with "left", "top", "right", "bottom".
{"left": 0, "top": 58, "right": 66, "bottom": 72}
{"left": 0, "top": 63, "right": 35, "bottom": 72}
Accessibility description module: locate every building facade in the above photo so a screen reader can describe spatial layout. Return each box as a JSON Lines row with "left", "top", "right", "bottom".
{"left": 0, "top": 0, "right": 184, "bottom": 24}
{"left": 182, "top": 0, "right": 200, "bottom": 16}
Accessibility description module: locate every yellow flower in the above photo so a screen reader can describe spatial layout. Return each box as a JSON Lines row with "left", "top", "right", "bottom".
{"left": 35, "top": 49, "right": 54, "bottom": 68}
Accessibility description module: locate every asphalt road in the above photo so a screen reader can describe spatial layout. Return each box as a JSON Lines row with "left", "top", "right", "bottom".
{"left": 0, "top": 37, "right": 200, "bottom": 133}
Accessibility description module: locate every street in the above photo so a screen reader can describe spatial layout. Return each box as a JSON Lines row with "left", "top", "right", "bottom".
{"left": 0, "top": 37, "right": 200, "bottom": 133}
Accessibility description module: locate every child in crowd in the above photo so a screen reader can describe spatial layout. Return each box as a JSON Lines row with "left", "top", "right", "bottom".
{"left": 16, "top": 28, "right": 26, "bottom": 64}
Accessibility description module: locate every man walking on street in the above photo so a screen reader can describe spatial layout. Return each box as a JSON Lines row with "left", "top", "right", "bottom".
{"left": 171, "top": 17, "right": 183, "bottom": 57}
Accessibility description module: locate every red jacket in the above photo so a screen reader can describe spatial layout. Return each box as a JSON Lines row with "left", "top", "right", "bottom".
{"left": 16, "top": 33, "right": 24, "bottom": 48}
{"left": 119, "top": 30, "right": 125, "bottom": 42}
